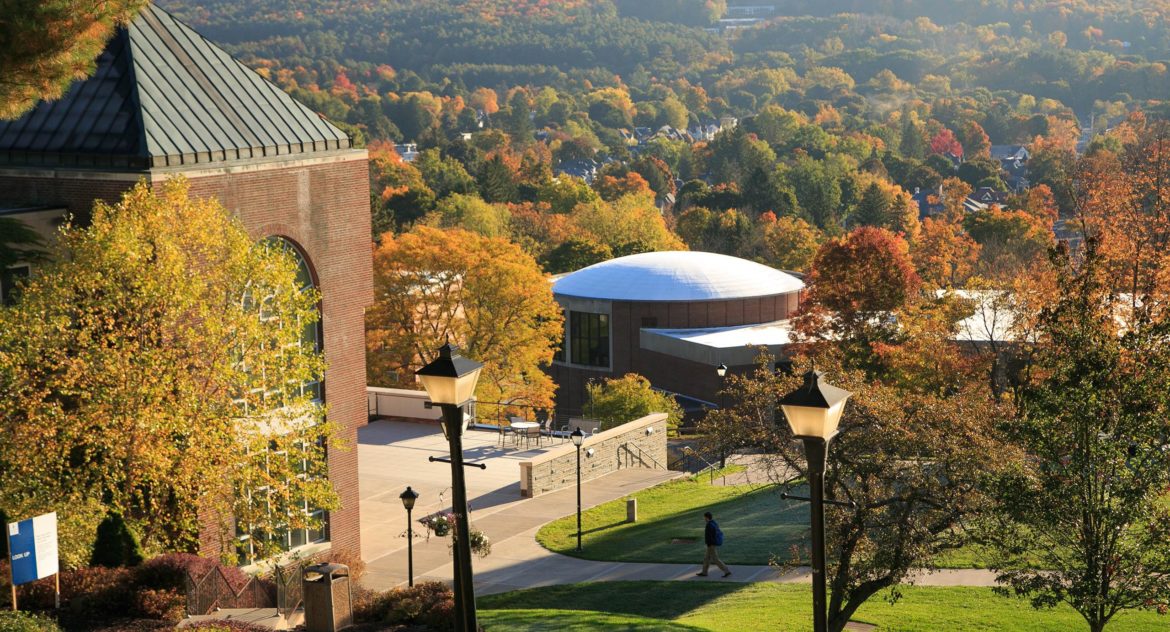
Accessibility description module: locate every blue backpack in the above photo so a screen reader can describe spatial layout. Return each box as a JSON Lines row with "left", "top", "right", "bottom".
{"left": 714, "top": 524, "right": 724, "bottom": 546}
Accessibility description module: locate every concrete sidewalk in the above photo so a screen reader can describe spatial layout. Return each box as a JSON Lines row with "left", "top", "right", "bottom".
{"left": 361, "top": 466, "right": 685, "bottom": 591}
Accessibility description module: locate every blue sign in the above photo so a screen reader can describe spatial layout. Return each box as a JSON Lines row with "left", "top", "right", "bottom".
{"left": 7, "top": 512, "right": 58, "bottom": 585}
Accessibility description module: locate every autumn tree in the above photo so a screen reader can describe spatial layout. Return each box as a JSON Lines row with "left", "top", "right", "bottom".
{"left": 0, "top": 179, "right": 336, "bottom": 559}
{"left": 704, "top": 352, "right": 1011, "bottom": 632}
{"left": 752, "top": 212, "right": 823, "bottom": 272}
{"left": 585, "top": 373, "right": 683, "bottom": 435}
{"left": 912, "top": 215, "right": 981, "bottom": 288}
{"left": 964, "top": 207, "right": 1053, "bottom": 280}
{"left": 850, "top": 180, "right": 920, "bottom": 238}
{"left": 1, "top": 0, "right": 149, "bottom": 119}
{"left": 366, "top": 226, "right": 563, "bottom": 413}
{"left": 369, "top": 141, "right": 436, "bottom": 234}
{"left": 569, "top": 191, "right": 686, "bottom": 253}
{"left": 929, "top": 127, "right": 963, "bottom": 158}
{"left": 989, "top": 242, "right": 1170, "bottom": 632}
{"left": 795, "top": 227, "right": 921, "bottom": 367}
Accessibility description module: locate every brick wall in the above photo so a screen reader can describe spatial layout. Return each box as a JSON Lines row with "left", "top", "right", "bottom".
{"left": 0, "top": 151, "right": 373, "bottom": 560}
{"left": 550, "top": 292, "right": 800, "bottom": 413}
{"left": 519, "top": 413, "right": 667, "bottom": 497}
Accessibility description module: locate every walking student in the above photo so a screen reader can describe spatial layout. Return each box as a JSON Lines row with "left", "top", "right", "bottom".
{"left": 697, "top": 511, "right": 731, "bottom": 577}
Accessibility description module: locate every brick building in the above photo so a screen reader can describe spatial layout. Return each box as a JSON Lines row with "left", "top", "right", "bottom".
{"left": 549, "top": 251, "right": 804, "bottom": 417}
{"left": 0, "top": 6, "right": 372, "bottom": 561}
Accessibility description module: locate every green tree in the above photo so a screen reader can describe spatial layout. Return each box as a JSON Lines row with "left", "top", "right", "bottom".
{"left": 424, "top": 193, "right": 511, "bottom": 238}
{"left": 0, "top": 180, "right": 336, "bottom": 558}
{"left": 415, "top": 148, "right": 477, "bottom": 199}
{"left": 541, "top": 238, "right": 613, "bottom": 274}
{"left": 1, "top": 0, "right": 149, "bottom": 119}
{"left": 369, "top": 142, "right": 436, "bottom": 234}
{"left": 477, "top": 154, "right": 520, "bottom": 203}
{"left": 586, "top": 374, "right": 683, "bottom": 435}
{"left": 90, "top": 511, "right": 144, "bottom": 567}
{"left": 0, "top": 217, "right": 46, "bottom": 269}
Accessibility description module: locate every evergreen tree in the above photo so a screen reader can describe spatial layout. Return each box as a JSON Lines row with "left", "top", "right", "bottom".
{"left": 90, "top": 512, "right": 144, "bottom": 567}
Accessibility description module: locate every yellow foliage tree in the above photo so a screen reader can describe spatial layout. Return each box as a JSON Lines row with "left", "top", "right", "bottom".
{"left": 366, "top": 226, "right": 564, "bottom": 414}
{"left": 0, "top": 179, "right": 336, "bottom": 560}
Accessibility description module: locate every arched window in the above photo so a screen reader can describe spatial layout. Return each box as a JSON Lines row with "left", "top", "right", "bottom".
{"left": 236, "top": 237, "right": 328, "bottom": 565}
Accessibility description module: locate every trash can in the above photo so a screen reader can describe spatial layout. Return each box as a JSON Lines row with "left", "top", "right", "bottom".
{"left": 303, "top": 563, "right": 353, "bottom": 632}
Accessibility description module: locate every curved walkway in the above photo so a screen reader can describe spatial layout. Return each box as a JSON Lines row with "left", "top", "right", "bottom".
{"left": 359, "top": 455, "right": 997, "bottom": 594}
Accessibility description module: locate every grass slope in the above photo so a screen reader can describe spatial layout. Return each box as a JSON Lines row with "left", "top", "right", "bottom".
{"left": 480, "top": 582, "right": 1168, "bottom": 631}
{"left": 536, "top": 472, "right": 1007, "bottom": 569}
{"left": 537, "top": 473, "right": 806, "bottom": 566}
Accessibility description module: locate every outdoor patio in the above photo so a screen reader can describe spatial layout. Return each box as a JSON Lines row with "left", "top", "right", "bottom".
{"left": 358, "top": 419, "right": 568, "bottom": 564}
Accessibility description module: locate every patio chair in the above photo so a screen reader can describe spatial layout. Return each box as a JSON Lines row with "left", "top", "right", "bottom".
{"left": 496, "top": 423, "right": 512, "bottom": 448}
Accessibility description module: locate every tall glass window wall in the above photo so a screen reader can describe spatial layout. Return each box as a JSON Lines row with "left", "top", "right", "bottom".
{"left": 570, "top": 311, "right": 610, "bottom": 368}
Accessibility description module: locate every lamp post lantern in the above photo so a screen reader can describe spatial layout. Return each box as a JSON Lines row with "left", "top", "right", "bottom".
{"left": 400, "top": 486, "right": 419, "bottom": 587}
{"left": 570, "top": 428, "right": 585, "bottom": 552}
{"left": 416, "top": 343, "right": 483, "bottom": 632}
{"left": 778, "top": 369, "right": 851, "bottom": 632}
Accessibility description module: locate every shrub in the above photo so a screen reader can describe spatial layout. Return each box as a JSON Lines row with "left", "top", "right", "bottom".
{"left": 324, "top": 548, "right": 366, "bottom": 580}
{"left": 132, "top": 587, "right": 186, "bottom": 622}
{"left": 133, "top": 553, "right": 216, "bottom": 590}
{"left": 354, "top": 581, "right": 454, "bottom": 629}
{"left": 0, "top": 611, "right": 62, "bottom": 632}
{"left": 90, "top": 512, "right": 144, "bottom": 568}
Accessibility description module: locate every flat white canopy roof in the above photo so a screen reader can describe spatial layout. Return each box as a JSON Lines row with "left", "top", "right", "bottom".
{"left": 640, "top": 319, "right": 795, "bottom": 366}
{"left": 553, "top": 251, "right": 804, "bottom": 302}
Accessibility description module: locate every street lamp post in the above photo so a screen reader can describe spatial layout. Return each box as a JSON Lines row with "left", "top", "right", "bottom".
{"left": 716, "top": 364, "right": 728, "bottom": 467}
{"left": 570, "top": 428, "right": 585, "bottom": 552}
{"left": 416, "top": 344, "right": 484, "bottom": 632}
{"left": 778, "top": 369, "right": 851, "bottom": 632}
{"left": 400, "top": 486, "right": 419, "bottom": 587}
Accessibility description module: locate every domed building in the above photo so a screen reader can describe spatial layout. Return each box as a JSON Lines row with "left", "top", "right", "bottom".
{"left": 549, "top": 251, "right": 805, "bottom": 417}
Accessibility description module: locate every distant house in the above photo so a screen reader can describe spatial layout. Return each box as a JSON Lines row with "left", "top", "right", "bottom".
{"left": 554, "top": 159, "right": 600, "bottom": 184}
{"left": 394, "top": 143, "right": 419, "bottom": 162}
{"left": 990, "top": 145, "right": 1030, "bottom": 162}
{"left": 912, "top": 186, "right": 945, "bottom": 219}
{"left": 990, "top": 145, "right": 1030, "bottom": 192}
{"left": 971, "top": 187, "right": 1010, "bottom": 206}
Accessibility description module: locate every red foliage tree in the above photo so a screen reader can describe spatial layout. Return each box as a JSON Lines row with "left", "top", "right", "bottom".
{"left": 929, "top": 128, "right": 964, "bottom": 158}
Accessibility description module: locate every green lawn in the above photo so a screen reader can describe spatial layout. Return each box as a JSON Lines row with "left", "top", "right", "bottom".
{"left": 536, "top": 472, "right": 1008, "bottom": 569}
{"left": 536, "top": 472, "right": 807, "bottom": 566}
{"left": 479, "top": 582, "right": 1168, "bottom": 631}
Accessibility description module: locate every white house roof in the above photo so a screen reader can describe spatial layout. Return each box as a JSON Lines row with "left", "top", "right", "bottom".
{"left": 553, "top": 251, "right": 804, "bottom": 302}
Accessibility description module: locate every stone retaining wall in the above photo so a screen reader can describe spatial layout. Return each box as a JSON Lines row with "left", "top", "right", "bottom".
{"left": 519, "top": 413, "right": 668, "bottom": 497}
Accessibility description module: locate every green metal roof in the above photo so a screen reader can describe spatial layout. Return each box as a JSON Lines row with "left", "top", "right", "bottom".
{"left": 0, "top": 5, "right": 351, "bottom": 170}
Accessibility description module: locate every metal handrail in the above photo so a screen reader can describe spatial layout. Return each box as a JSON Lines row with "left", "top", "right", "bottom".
{"left": 620, "top": 442, "right": 665, "bottom": 470}
{"left": 683, "top": 446, "right": 724, "bottom": 485}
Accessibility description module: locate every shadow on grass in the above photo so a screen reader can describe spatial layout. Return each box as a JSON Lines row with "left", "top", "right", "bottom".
{"left": 479, "top": 608, "right": 710, "bottom": 631}
{"left": 480, "top": 580, "right": 748, "bottom": 622}
{"left": 542, "top": 480, "right": 814, "bottom": 566}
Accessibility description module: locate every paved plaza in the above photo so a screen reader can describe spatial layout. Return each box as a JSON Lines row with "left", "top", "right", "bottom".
{"left": 356, "top": 420, "right": 997, "bottom": 595}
